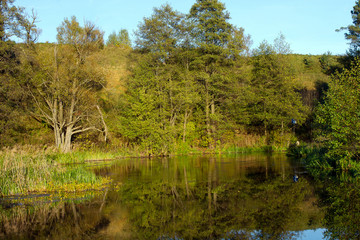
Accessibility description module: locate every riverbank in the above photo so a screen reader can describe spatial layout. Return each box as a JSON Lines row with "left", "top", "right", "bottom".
{"left": 287, "top": 144, "right": 360, "bottom": 181}
{"left": 0, "top": 149, "right": 111, "bottom": 197}
{"left": 0, "top": 144, "right": 288, "bottom": 197}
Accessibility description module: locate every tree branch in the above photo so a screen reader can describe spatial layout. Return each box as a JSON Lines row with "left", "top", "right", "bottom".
{"left": 72, "top": 126, "right": 97, "bottom": 135}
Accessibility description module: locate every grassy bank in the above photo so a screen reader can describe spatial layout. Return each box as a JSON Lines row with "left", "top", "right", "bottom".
{"left": 0, "top": 150, "right": 111, "bottom": 197}
{"left": 44, "top": 142, "right": 282, "bottom": 164}
{"left": 51, "top": 144, "right": 287, "bottom": 163}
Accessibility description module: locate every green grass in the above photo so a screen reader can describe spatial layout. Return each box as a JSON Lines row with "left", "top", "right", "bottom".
{"left": 220, "top": 145, "right": 287, "bottom": 154}
{"left": 0, "top": 151, "right": 111, "bottom": 197}
{"left": 47, "top": 151, "right": 120, "bottom": 164}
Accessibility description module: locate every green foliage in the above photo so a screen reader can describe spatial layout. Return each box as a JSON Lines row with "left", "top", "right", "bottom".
{"left": 117, "top": 53, "right": 201, "bottom": 154}
{"left": 0, "top": 0, "right": 26, "bottom": 41}
{"left": 319, "top": 51, "right": 342, "bottom": 75}
{"left": 338, "top": 1, "right": 360, "bottom": 56}
{"left": 0, "top": 1, "right": 342, "bottom": 154}
{"left": 135, "top": 4, "right": 184, "bottom": 61}
{"left": 106, "top": 29, "right": 131, "bottom": 48}
{"left": 188, "top": 0, "right": 250, "bottom": 147}
{"left": 249, "top": 37, "right": 308, "bottom": 140}
{"left": 316, "top": 59, "right": 360, "bottom": 170}
{"left": 287, "top": 145, "right": 333, "bottom": 178}
{"left": 0, "top": 1, "right": 42, "bottom": 147}
{"left": 56, "top": 15, "right": 104, "bottom": 61}
{"left": 322, "top": 182, "right": 360, "bottom": 240}
{"left": 0, "top": 41, "right": 28, "bottom": 147}
{"left": 189, "top": 0, "right": 232, "bottom": 50}
{"left": 27, "top": 16, "right": 107, "bottom": 152}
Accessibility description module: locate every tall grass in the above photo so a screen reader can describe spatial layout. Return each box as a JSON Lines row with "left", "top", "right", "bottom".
{"left": 0, "top": 151, "right": 110, "bottom": 197}
{"left": 0, "top": 153, "right": 50, "bottom": 195}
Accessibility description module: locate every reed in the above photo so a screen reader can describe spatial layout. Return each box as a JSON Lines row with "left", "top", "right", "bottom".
{"left": 0, "top": 151, "right": 109, "bottom": 197}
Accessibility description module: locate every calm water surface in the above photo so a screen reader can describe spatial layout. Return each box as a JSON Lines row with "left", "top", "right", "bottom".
{"left": 0, "top": 153, "right": 357, "bottom": 239}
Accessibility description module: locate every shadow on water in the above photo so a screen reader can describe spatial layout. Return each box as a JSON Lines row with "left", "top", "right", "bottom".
{"left": 0, "top": 153, "right": 358, "bottom": 239}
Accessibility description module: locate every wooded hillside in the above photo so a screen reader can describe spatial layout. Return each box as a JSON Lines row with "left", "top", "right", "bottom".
{"left": 0, "top": 0, "right": 345, "bottom": 155}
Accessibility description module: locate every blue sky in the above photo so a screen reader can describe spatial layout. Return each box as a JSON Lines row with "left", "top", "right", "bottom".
{"left": 16, "top": 0, "right": 355, "bottom": 55}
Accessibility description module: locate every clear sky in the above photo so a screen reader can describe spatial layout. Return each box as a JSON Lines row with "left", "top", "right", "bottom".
{"left": 16, "top": 0, "right": 356, "bottom": 55}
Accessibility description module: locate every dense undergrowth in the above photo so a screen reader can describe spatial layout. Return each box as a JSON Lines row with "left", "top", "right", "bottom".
{"left": 287, "top": 144, "right": 360, "bottom": 182}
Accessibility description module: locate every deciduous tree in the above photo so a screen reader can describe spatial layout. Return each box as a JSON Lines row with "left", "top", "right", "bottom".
{"left": 0, "top": 0, "right": 41, "bottom": 146}
{"left": 316, "top": 59, "right": 360, "bottom": 168}
{"left": 106, "top": 29, "right": 131, "bottom": 48}
{"left": 135, "top": 4, "right": 184, "bottom": 63}
{"left": 30, "top": 16, "right": 106, "bottom": 152}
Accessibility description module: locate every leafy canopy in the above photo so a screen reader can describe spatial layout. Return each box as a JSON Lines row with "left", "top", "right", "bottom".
{"left": 316, "top": 59, "right": 360, "bottom": 164}
{"left": 106, "top": 29, "right": 131, "bottom": 48}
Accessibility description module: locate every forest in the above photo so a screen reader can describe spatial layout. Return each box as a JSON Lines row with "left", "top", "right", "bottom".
{"left": 1, "top": 0, "right": 360, "bottom": 194}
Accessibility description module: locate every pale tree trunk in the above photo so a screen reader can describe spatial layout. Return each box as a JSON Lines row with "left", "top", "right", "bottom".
{"left": 169, "top": 74, "right": 176, "bottom": 128}
{"left": 96, "top": 105, "right": 108, "bottom": 142}
{"left": 52, "top": 98, "right": 59, "bottom": 146}
{"left": 205, "top": 79, "right": 211, "bottom": 141}
{"left": 182, "top": 109, "right": 190, "bottom": 143}
{"left": 62, "top": 83, "right": 76, "bottom": 153}
{"left": 211, "top": 99, "right": 215, "bottom": 148}
{"left": 63, "top": 125, "right": 73, "bottom": 153}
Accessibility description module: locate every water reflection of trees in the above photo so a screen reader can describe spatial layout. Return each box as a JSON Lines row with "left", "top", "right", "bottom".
{"left": 0, "top": 192, "right": 110, "bottom": 239}
{"left": 2, "top": 154, "right": 345, "bottom": 239}
{"left": 321, "top": 182, "right": 360, "bottom": 240}
{"left": 115, "top": 156, "right": 322, "bottom": 240}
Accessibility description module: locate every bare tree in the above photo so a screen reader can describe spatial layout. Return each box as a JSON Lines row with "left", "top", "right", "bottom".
{"left": 30, "top": 16, "right": 106, "bottom": 152}
{"left": 19, "top": 9, "right": 42, "bottom": 45}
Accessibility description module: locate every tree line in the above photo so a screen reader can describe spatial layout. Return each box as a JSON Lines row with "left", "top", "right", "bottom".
{"left": 0, "top": 0, "right": 354, "bottom": 155}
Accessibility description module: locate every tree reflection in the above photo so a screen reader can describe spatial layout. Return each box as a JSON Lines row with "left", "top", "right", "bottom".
{"left": 0, "top": 192, "right": 111, "bottom": 239}
{"left": 116, "top": 156, "right": 322, "bottom": 240}
{"left": 322, "top": 182, "right": 360, "bottom": 240}
{"left": 0, "top": 155, "right": 329, "bottom": 239}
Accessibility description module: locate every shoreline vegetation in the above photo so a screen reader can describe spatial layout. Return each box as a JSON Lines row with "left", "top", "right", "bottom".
{"left": 0, "top": 146, "right": 111, "bottom": 197}
{"left": 287, "top": 144, "right": 360, "bottom": 182}
{"left": 0, "top": 143, "right": 287, "bottom": 197}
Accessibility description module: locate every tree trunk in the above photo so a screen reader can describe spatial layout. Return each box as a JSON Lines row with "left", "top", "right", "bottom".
{"left": 96, "top": 105, "right": 108, "bottom": 142}
{"left": 211, "top": 99, "right": 215, "bottom": 134}
{"left": 63, "top": 125, "right": 73, "bottom": 153}
{"left": 183, "top": 114, "right": 187, "bottom": 143}
{"left": 205, "top": 79, "right": 211, "bottom": 141}
{"left": 183, "top": 109, "right": 190, "bottom": 143}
